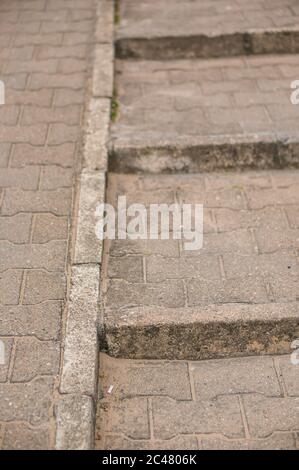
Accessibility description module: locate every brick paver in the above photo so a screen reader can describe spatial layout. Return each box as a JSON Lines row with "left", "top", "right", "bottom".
{"left": 0, "top": 0, "right": 96, "bottom": 449}
{"left": 96, "top": 353, "right": 299, "bottom": 450}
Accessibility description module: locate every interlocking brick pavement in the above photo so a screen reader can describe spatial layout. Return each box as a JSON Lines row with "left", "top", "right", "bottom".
{"left": 102, "top": 172, "right": 299, "bottom": 359}
{"left": 113, "top": 55, "right": 298, "bottom": 145}
{"left": 115, "top": 0, "right": 299, "bottom": 59}
{"left": 96, "top": 353, "right": 299, "bottom": 450}
{"left": 0, "top": 0, "right": 96, "bottom": 449}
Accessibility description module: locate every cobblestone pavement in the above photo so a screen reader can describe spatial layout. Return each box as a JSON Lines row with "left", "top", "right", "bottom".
{"left": 96, "top": 353, "right": 299, "bottom": 450}
{"left": 0, "top": 0, "right": 96, "bottom": 449}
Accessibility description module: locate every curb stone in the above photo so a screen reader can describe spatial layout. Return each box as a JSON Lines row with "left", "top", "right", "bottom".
{"left": 55, "top": 0, "right": 114, "bottom": 450}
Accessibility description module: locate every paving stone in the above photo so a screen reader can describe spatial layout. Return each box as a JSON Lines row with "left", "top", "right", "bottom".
{"left": 276, "top": 355, "right": 299, "bottom": 396}
{"left": 107, "top": 279, "right": 185, "bottom": 309}
{"left": 0, "top": 124, "right": 48, "bottom": 145}
{"left": 97, "top": 435, "right": 198, "bottom": 451}
{"left": 243, "top": 394, "right": 299, "bottom": 437}
{"left": 215, "top": 207, "right": 286, "bottom": 232}
{"left": 0, "top": 143, "right": 11, "bottom": 167}
{"left": 12, "top": 337, "right": 60, "bottom": 382}
{"left": 21, "top": 105, "right": 81, "bottom": 125}
{"left": 108, "top": 256, "right": 144, "bottom": 283}
{"left": 146, "top": 255, "right": 220, "bottom": 283}
{"left": 29, "top": 72, "right": 85, "bottom": 90}
{"left": 0, "top": 302, "right": 61, "bottom": 340}
{"left": 5, "top": 59, "right": 58, "bottom": 74}
{"left": 0, "top": 105, "right": 20, "bottom": 125}
{"left": 200, "top": 434, "right": 296, "bottom": 450}
{"left": 191, "top": 356, "right": 281, "bottom": 400}
{"left": 0, "top": 377, "right": 54, "bottom": 425}
{"left": 48, "top": 123, "right": 80, "bottom": 145}
{"left": 0, "top": 214, "right": 32, "bottom": 243}
{"left": 54, "top": 88, "right": 85, "bottom": 106}
{"left": 0, "top": 166, "right": 39, "bottom": 190}
{"left": 100, "top": 353, "right": 192, "bottom": 400}
{"left": 187, "top": 276, "right": 268, "bottom": 305}
{"left": 0, "top": 240, "right": 66, "bottom": 271}
{"left": 2, "top": 423, "right": 50, "bottom": 450}
{"left": 40, "top": 166, "right": 73, "bottom": 190}
{"left": 98, "top": 397, "right": 150, "bottom": 440}
{"left": 1, "top": 188, "right": 71, "bottom": 215}
{"left": 110, "top": 239, "right": 180, "bottom": 258}
{"left": 33, "top": 214, "right": 68, "bottom": 243}
{"left": 23, "top": 270, "right": 66, "bottom": 304}
{"left": 222, "top": 251, "right": 299, "bottom": 279}
{"left": 152, "top": 396, "right": 244, "bottom": 439}
{"left": 0, "top": 270, "right": 23, "bottom": 305}
{"left": 11, "top": 143, "right": 75, "bottom": 167}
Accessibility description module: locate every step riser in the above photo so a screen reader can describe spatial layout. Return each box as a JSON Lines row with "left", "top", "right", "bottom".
{"left": 115, "top": 31, "right": 299, "bottom": 60}
{"left": 110, "top": 141, "right": 299, "bottom": 174}
{"left": 102, "top": 319, "right": 299, "bottom": 360}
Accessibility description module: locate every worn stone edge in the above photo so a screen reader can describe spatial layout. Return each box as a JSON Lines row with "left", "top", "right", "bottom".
{"left": 115, "top": 29, "right": 299, "bottom": 60}
{"left": 55, "top": 0, "right": 114, "bottom": 450}
{"left": 109, "top": 133, "right": 299, "bottom": 173}
{"left": 104, "top": 303, "right": 299, "bottom": 360}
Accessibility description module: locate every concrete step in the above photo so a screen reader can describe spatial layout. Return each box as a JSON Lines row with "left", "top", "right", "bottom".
{"left": 110, "top": 55, "right": 299, "bottom": 173}
{"left": 96, "top": 353, "right": 299, "bottom": 450}
{"left": 115, "top": 0, "right": 299, "bottom": 59}
{"left": 100, "top": 172, "right": 299, "bottom": 360}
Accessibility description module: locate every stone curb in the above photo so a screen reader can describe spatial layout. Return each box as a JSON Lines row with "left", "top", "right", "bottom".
{"left": 55, "top": 0, "right": 114, "bottom": 450}
{"left": 55, "top": 395, "right": 94, "bottom": 450}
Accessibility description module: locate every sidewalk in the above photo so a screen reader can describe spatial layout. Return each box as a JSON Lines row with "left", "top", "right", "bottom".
{"left": 0, "top": 0, "right": 96, "bottom": 449}
{"left": 96, "top": 0, "right": 299, "bottom": 451}
{"left": 96, "top": 353, "right": 299, "bottom": 450}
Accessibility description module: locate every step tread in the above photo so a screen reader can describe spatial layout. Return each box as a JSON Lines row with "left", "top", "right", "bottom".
{"left": 117, "top": 0, "right": 299, "bottom": 40}
{"left": 96, "top": 353, "right": 299, "bottom": 450}
{"left": 113, "top": 55, "right": 298, "bottom": 147}
{"left": 102, "top": 172, "right": 299, "bottom": 359}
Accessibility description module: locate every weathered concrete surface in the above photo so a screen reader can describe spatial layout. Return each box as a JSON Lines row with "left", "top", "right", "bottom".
{"left": 111, "top": 55, "right": 299, "bottom": 172}
{"left": 55, "top": 394, "right": 95, "bottom": 450}
{"left": 96, "top": 353, "right": 299, "bottom": 450}
{"left": 116, "top": 0, "right": 299, "bottom": 59}
{"left": 101, "top": 172, "right": 299, "bottom": 360}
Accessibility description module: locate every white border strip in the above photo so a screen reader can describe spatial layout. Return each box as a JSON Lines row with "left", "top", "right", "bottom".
{"left": 55, "top": 0, "right": 114, "bottom": 450}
